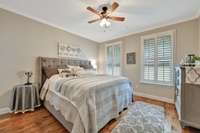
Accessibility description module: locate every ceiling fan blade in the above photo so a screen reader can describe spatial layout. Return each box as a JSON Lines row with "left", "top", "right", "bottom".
{"left": 109, "top": 16, "right": 125, "bottom": 21}
{"left": 111, "top": 2, "right": 119, "bottom": 12}
{"left": 88, "top": 18, "right": 100, "bottom": 24}
{"left": 87, "top": 7, "right": 99, "bottom": 15}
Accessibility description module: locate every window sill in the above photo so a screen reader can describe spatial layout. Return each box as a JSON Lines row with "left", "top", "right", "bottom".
{"left": 140, "top": 80, "right": 174, "bottom": 87}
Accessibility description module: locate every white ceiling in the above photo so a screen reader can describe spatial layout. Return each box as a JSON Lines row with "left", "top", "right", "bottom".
{"left": 0, "top": 0, "right": 200, "bottom": 43}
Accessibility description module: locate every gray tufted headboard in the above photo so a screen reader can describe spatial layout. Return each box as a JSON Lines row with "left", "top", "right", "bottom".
{"left": 38, "top": 57, "right": 93, "bottom": 88}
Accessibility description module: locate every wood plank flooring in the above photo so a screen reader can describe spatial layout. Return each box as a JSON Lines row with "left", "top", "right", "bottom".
{"left": 0, "top": 96, "right": 199, "bottom": 133}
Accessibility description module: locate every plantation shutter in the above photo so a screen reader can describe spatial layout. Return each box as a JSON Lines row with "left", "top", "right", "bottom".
{"left": 144, "top": 38, "right": 156, "bottom": 81}
{"left": 157, "top": 35, "right": 173, "bottom": 82}
{"left": 142, "top": 31, "right": 174, "bottom": 85}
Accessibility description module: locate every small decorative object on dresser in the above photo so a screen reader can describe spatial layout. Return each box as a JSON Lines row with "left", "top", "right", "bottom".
{"left": 11, "top": 83, "right": 41, "bottom": 113}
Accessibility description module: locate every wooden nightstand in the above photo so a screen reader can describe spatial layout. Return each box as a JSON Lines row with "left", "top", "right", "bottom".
{"left": 11, "top": 83, "right": 41, "bottom": 113}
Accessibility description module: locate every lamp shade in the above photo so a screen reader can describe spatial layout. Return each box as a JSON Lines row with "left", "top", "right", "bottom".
{"left": 90, "top": 59, "right": 97, "bottom": 69}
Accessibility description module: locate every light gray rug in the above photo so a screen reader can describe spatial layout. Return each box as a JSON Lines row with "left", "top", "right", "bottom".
{"left": 112, "top": 102, "right": 173, "bottom": 133}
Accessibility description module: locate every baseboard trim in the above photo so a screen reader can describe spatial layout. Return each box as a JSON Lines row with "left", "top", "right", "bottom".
{"left": 0, "top": 107, "right": 11, "bottom": 115}
{"left": 134, "top": 92, "right": 174, "bottom": 104}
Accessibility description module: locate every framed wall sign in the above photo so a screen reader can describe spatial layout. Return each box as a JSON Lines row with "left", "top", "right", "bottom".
{"left": 127, "top": 52, "right": 136, "bottom": 64}
{"left": 58, "top": 43, "right": 85, "bottom": 58}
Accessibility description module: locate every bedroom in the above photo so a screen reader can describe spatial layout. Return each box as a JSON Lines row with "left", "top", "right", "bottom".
{"left": 0, "top": 0, "right": 200, "bottom": 133}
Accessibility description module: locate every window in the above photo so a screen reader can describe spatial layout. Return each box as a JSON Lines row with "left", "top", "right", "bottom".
{"left": 141, "top": 31, "right": 175, "bottom": 85}
{"left": 106, "top": 42, "right": 122, "bottom": 76}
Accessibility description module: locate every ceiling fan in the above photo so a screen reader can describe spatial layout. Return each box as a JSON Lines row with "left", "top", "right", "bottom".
{"left": 86, "top": 2, "right": 125, "bottom": 27}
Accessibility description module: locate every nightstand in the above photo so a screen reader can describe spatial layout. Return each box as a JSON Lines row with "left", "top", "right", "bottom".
{"left": 11, "top": 83, "right": 41, "bottom": 113}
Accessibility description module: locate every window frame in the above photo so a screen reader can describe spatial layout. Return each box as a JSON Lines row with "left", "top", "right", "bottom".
{"left": 105, "top": 41, "right": 123, "bottom": 76}
{"left": 140, "top": 30, "right": 176, "bottom": 86}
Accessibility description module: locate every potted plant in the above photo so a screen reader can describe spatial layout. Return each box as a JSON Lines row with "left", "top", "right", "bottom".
{"left": 192, "top": 55, "right": 200, "bottom": 66}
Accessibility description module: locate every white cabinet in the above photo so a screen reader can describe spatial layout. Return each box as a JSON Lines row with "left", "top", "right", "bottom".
{"left": 175, "top": 66, "right": 200, "bottom": 129}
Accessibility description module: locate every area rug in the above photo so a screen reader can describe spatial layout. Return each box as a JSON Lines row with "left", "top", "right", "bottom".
{"left": 112, "top": 101, "right": 173, "bottom": 133}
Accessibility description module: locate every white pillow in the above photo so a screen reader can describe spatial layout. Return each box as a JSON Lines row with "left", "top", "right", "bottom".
{"left": 67, "top": 65, "right": 82, "bottom": 69}
{"left": 71, "top": 67, "right": 84, "bottom": 76}
{"left": 58, "top": 68, "right": 71, "bottom": 73}
{"left": 79, "top": 69, "right": 97, "bottom": 75}
{"left": 58, "top": 68, "right": 72, "bottom": 77}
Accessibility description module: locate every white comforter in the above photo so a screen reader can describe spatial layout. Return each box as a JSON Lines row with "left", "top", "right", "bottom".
{"left": 40, "top": 74, "right": 133, "bottom": 133}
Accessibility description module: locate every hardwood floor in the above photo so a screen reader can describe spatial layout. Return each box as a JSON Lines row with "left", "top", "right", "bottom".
{"left": 0, "top": 96, "right": 199, "bottom": 133}
{"left": 133, "top": 96, "right": 200, "bottom": 133}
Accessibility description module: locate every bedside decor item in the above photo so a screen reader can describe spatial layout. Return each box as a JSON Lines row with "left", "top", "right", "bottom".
{"left": 24, "top": 71, "right": 32, "bottom": 85}
{"left": 11, "top": 83, "right": 41, "bottom": 113}
{"left": 127, "top": 52, "right": 136, "bottom": 64}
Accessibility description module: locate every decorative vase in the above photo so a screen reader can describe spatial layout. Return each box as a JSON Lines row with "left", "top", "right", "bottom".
{"left": 195, "top": 61, "right": 200, "bottom": 66}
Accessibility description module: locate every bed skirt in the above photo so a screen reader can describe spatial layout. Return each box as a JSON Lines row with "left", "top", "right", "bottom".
{"left": 44, "top": 100, "right": 131, "bottom": 132}
{"left": 44, "top": 101, "right": 73, "bottom": 132}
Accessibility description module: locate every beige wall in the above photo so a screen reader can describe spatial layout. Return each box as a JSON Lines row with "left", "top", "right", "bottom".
{"left": 0, "top": 8, "right": 99, "bottom": 109}
{"left": 99, "top": 19, "right": 199, "bottom": 101}
{"left": 198, "top": 17, "right": 200, "bottom": 54}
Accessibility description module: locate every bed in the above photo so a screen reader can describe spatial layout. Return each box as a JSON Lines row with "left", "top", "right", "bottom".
{"left": 38, "top": 57, "right": 133, "bottom": 133}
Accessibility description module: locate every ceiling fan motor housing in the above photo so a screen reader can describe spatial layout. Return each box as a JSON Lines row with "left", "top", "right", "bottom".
{"left": 97, "top": 4, "right": 111, "bottom": 14}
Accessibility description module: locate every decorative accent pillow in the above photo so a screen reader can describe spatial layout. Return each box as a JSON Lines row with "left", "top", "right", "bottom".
{"left": 60, "top": 72, "right": 73, "bottom": 78}
{"left": 58, "top": 68, "right": 72, "bottom": 77}
{"left": 58, "top": 68, "right": 71, "bottom": 73}
{"left": 67, "top": 65, "right": 84, "bottom": 76}
{"left": 43, "top": 67, "right": 58, "bottom": 78}
{"left": 80, "top": 63, "right": 93, "bottom": 69}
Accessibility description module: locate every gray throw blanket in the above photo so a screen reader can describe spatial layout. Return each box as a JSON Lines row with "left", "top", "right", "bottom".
{"left": 54, "top": 74, "right": 133, "bottom": 133}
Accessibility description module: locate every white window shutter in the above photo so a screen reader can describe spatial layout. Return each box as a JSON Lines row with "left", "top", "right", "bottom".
{"left": 157, "top": 35, "right": 173, "bottom": 82}
{"left": 141, "top": 30, "right": 174, "bottom": 85}
{"left": 144, "top": 38, "right": 156, "bottom": 81}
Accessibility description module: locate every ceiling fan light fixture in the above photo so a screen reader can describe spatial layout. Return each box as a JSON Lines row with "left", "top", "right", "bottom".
{"left": 87, "top": 2, "right": 124, "bottom": 27}
{"left": 100, "top": 18, "right": 111, "bottom": 28}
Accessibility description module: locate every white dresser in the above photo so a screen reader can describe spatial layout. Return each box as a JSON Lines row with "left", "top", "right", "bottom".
{"left": 175, "top": 66, "right": 200, "bottom": 129}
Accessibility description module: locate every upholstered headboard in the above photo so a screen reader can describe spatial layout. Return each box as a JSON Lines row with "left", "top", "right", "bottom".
{"left": 38, "top": 57, "right": 93, "bottom": 88}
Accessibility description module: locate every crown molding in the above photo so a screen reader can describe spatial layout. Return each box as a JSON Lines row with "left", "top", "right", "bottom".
{"left": 0, "top": 4, "right": 199, "bottom": 43}
{"left": 0, "top": 4, "right": 99, "bottom": 43}
{"left": 101, "top": 14, "right": 199, "bottom": 43}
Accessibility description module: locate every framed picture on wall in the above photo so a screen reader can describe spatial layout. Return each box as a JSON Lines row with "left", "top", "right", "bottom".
{"left": 127, "top": 52, "right": 136, "bottom": 64}
{"left": 57, "top": 43, "right": 86, "bottom": 59}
